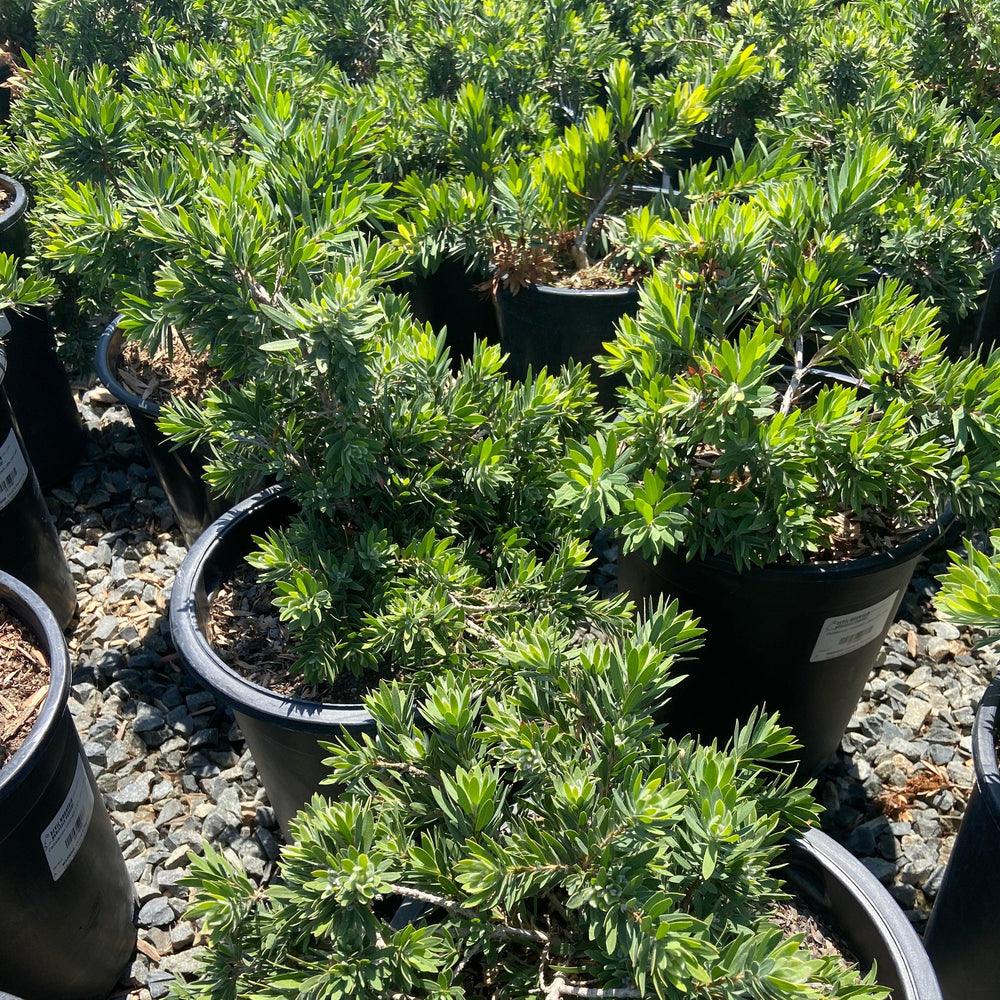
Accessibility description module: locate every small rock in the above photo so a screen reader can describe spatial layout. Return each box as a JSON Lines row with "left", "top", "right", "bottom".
{"left": 170, "top": 921, "right": 196, "bottom": 950}
{"left": 257, "top": 826, "right": 282, "bottom": 862}
{"left": 134, "top": 704, "right": 167, "bottom": 734}
{"left": 860, "top": 857, "right": 897, "bottom": 885}
{"left": 138, "top": 897, "right": 175, "bottom": 928}
{"left": 93, "top": 615, "right": 120, "bottom": 642}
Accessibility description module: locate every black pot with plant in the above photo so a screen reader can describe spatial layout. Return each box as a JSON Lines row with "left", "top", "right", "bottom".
{"left": 0, "top": 175, "right": 83, "bottom": 489}
{"left": 556, "top": 173, "right": 1000, "bottom": 773}
{"left": 0, "top": 569, "right": 136, "bottom": 1000}
{"left": 171, "top": 601, "right": 940, "bottom": 999}
{"left": 395, "top": 51, "right": 763, "bottom": 409}
{"left": 165, "top": 292, "right": 627, "bottom": 834}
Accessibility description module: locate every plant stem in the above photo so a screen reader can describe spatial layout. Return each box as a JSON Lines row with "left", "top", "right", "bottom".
{"left": 571, "top": 177, "right": 622, "bottom": 272}
{"left": 543, "top": 975, "right": 641, "bottom": 999}
{"left": 387, "top": 884, "right": 549, "bottom": 944}
{"left": 779, "top": 329, "right": 806, "bottom": 416}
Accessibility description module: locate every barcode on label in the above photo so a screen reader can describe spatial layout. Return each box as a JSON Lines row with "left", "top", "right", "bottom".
{"left": 837, "top": 629, "right": 872, "bottom": 647}
{"left": 63, "top": 812, "right": 86, "bottom": 852}
{"left": 41, "top": 757, "right": 95, "bottom": 881}
{"left": 0, "top": 429, "right": 28, "bottom": 512}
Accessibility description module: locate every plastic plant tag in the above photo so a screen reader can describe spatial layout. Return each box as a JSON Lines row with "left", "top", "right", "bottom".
{"left": 810, "top": 590, "right": 901, "bottom": 663}
{"left": 41, "top": 756, "right": 95, "bottom": 880}
{"left": 0, "top": 428, "right": 27, "bottom": 512}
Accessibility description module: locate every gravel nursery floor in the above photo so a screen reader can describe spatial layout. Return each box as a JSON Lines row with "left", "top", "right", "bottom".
{"left": 46, "top": 380, "right": 995, "bottom": 998}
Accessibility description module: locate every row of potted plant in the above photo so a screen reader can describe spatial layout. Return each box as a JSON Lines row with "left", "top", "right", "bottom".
{"left": 2, "top": 0, "right": 1000, "bottom": 996}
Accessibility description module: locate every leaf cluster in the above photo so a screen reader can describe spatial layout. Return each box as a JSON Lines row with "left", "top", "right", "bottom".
{"left": 159, "top": 296, "right": 616, "bottom": 683}
{"left": 556, "top": 165, "right": 1000, "bottom": 568}
{"left": 394, "top": 49, "right": 761, "bottom": 283}
{"left": 174, "top": 603, "right": 887, "bottom": 1000}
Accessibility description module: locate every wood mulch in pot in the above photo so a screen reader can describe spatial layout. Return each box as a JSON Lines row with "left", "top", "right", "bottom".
{"left": 208, "top": 566, "right": 404, "bottom": 705}
{"left": 117, "top": 338, "right": 222, "bottom": 407}
{"left": 770, "top": 887, "right": 861, "bottom": 970}
{"left": 0, "top": 603, "right": 48, "bottom": 769}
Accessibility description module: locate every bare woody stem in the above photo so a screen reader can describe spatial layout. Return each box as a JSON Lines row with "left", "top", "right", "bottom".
{"left": 543, "top": 975, "right": 641, "bottom": 999}
{"left": 571, "top": 177, "right": 623, "bottom": 272}
{"left": 387, "top": 884, "right": 549, "bottom": 944}
{"left": 779, "top": 329, "right": 806, "bottom": 416}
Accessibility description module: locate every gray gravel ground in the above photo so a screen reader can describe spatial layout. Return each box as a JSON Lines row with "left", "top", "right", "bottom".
{"left": 49, "top": 383, "right": 995, "bottom": 997}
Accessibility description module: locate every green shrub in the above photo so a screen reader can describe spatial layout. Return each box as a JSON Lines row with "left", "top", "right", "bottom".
{"left": 172, "top": 602, "right": 888, "bottom": 999}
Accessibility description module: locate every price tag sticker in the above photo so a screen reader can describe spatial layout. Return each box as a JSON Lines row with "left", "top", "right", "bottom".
{"left": 0, "top": 429, "right": 28, "bottom": 512}
{"left": 810, "top": 590, "right": 900, "bottom": 663}
{"left": 41, "top": 757, "right": 95, "bottom": 881}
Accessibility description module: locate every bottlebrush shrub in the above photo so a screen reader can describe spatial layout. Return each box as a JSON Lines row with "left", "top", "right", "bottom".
{"left": 173, "top": 603, "right": 888, "bottom": 1000}
{"left": 394, "top": 50, "right": 761, "bottom": 284}
{"left": 935, "top": 528, "right": 1000, "bottom": 633}
{"left": 555, "top": 175, "right": 1000, "bottom": 570}
{"left": 6, "top": 34, "right": 391, "bottom": 366}
{"left": 763, "top": 46, "right": 1000, "bottom": 328}
{"left": 160, "top": 282, "right": 622, "bottom": 684}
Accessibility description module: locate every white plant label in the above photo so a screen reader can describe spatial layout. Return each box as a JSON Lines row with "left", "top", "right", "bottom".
{"left": 0, "top": 429, "right": 27, "bottom": 512}
{"left": 0, "top": 313, "right": 10, "bottom": 337}
{"left": 810, "top": 590, "right": 901, "bottom": 663}
{"left": 41, "top": 757, "right": 95, "bottom": 881}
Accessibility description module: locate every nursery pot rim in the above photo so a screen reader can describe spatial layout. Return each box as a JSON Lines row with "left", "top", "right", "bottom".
{"left": 0, "top": 175, "right": 26, "bottom": 233}
{"left": 0, "top": 569, "right": 71, "bottom": 800}
{"left": 971, "top": 670, "right": 1000, "bottom": 826}
{"left": 500, "top": 277, "right": 642, "bottom": 301}
{"left": 644, "top": 506, "right": 953, "bottom": 584}
{"left": 785, "top": 827, "right": 942, "bottom": 999}
{"left": 94, "top": 315, "right": 161, "bottom": 418}
{"left": 170, "top": 484, "right": 375, "bottom": 733}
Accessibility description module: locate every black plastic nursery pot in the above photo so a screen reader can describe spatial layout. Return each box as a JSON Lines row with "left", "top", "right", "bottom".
{"left": 0, "top": 348, "right": 75, "bottom": 629}
{"left": 619, "top": 511, "right": 950, "bottom": 775}
{"left": 494, "top": 282, "right": 638, "bottom": 411}
{"left": 0, "top": 570, "right": 136, "bottom": 1000}
{"left": 170, "top": 485, "right": 378, "bottom": 838}
{"left": 783, "top": 828, "right": 941, "bottom": 999}
{"left": 922, "top": 670, "right": 1000, "bottom": 999}
{"left": 0, "top": 174, "right": 85, "bottom": 489}
{"left": 95, "top": 316, "right": 228, "bottom": 546}
{"left": 405, "top": 258, "right": 499, "bottom": 365}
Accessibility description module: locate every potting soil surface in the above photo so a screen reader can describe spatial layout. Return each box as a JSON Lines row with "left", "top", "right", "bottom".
{"left": 0, "top": 606, "right": 48, "bottom": 767}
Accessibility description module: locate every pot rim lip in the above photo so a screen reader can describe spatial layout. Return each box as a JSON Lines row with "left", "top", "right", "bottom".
{"left": 0, "top": 570, "right": 71, "bottom": 799}
{"left": 633, "top": 506, "right": 953, "bottom": 582}
{"left": 0, "top": 174, "right": 26, "bottom": 234}
{"left": 95, "top": 314, "right": 162, "bottom": 418}
{"left": 972, "top": 670, "right": 1000, "bottom": 819}
{"left": 171, "top": 484, "right": 375, "bottom": 732}
{"left": 784, "top": 827, "right": 943, "bottom": 999}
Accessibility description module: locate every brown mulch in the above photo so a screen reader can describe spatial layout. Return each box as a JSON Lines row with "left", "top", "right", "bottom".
{"left": 0, "top": 182, "right": 12, "bottom": 215}
{"left": 769, "top": 888, "right": 861, "bottom": 970}
{"left": 814, "top": 507, "right": 928, "bottom": 563}
{"left": 0, "top": 604, "right": 49, "bottom": 769}
{"left": 209, "top": 567, "right": 401, "bottom": 705}
{"left": 118, "top": 338, "right": 222, "bottom": 407}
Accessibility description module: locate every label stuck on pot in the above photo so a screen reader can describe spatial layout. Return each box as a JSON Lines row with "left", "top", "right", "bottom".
{"left": 810, "top": 590, "right": 901, "bottom": 662}
{"left": 41, "top": 756, "right": 95, "bottom": 880}
{"left": 0, "top": 428, "right": 28, "bottom": 512}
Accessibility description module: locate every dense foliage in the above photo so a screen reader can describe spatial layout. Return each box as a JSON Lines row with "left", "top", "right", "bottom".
{"left": 174, "top": 604, "right": 888, "bottom": 1000}
{"left": 556, "top": 156, "right": 1000, "bottom": 568}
